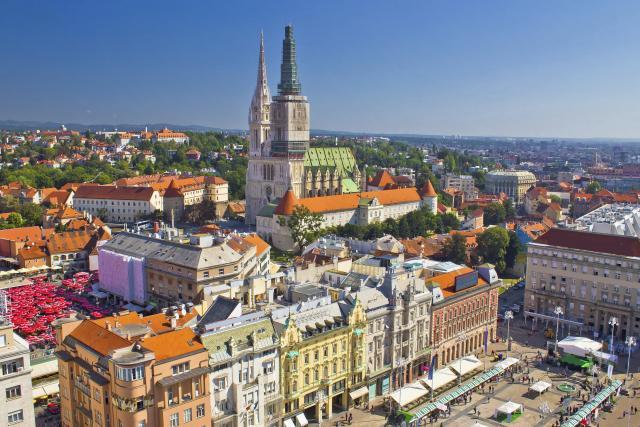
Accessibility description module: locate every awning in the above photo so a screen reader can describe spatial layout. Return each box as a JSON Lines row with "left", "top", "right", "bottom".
{"left": 32, "top": 382, "right": 59, "bottom": 399}
{"left": 421, "top": 367, "right": 457, "bottom": 390}
{"left": 449, "top": 355, "right": 482, "bottom": 376}
{"left": 390, "top": 382, "right": 428, "bottom": 407}
{"left": 349, "top": 386, "right": 369, "bottom": 400}
{"left": 283, "top": 418, "right": 296, "bottom": 427}
{"left": 529, "top": 381, "right": 551, "bottom": 393}
{"left": 296, "top": 413, "right": 309, "bottom": 426}
{"left": 435, "top": 402, "right": 447, "bottom": 411}
{"left": 494, "top": 357, "right": 519, "bottom": 370}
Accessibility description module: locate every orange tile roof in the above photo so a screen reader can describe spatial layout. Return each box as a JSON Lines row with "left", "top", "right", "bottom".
{"left": 420, "top": 180, "right": 438, "bottom": 197}
{"left": 369, "top": 170, "right": 396, "bottom": 188}
{"left": 275, "top": 187, "right": 422, "bottom": 215}
{"left": 91, "top": 311, "right": 197, "bottom": 335}
{"left": 243, "top": 233, "right": 270, "bottom": 256}
{"left": 68, "top": 320, "right": 131, "bottom": 356}
{"left": 46, "top": 230, "right": 96, "bottom": 254}
{"left": 140, "top": 327, "right": 204, "bottom": 361}
{"left": 0, "top": 226, "right": 51, "bottom": 243}
{"left": 18, "top": 245, "right": 47, "bottom": 260}
{"left": 428, "top": 267, "right": 488, "bottom": 298}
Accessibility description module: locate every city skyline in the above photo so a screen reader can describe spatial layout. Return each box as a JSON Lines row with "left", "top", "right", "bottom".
{"left": 2, "top": 0, "right": 640, "bottom": 138}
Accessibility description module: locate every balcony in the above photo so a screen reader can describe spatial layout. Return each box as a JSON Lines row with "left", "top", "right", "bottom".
{"left": 74, "top": 378, "right": 91, "bottom": 397}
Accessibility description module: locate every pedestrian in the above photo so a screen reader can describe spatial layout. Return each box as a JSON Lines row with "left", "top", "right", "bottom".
{"left": 348, "top": 413, "right": 353, "bottom": 424}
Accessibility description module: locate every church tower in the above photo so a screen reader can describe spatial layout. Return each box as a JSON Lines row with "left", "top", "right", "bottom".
{"left": 245, "top": 26, "right": 310, "bottom": 225}
{"left": 249, "top": 32, "right": 271, "bottom": 158}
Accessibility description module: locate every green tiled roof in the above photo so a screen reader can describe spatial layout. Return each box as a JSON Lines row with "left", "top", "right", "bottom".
{"left": 304, "top": 147, "right": 357, "bottom": 174}
{"left": 342, "top": 178, "right": 360, "bottom": 194}
{"left": 257, "top": 203, "right": 277, "bottom": 218}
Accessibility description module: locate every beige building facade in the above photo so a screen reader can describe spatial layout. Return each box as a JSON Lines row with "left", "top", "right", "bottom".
{"left": 485, "top": 170, "right": 536, "bottom": 205}
{"left": 524, "top": 228, "right": 640, "bottom": 340}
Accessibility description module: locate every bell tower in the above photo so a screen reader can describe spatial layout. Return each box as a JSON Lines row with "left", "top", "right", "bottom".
{"left": 249, "top": 32, "right": 271, "bottom": 158}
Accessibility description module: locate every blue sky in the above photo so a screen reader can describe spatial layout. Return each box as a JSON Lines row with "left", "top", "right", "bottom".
{"left": 1, "top": 1, "right": 640, "bottom": 138}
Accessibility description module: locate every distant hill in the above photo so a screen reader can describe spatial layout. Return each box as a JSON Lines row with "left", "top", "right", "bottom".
{"left": 1, "top": 120, "right": 638, "bottom": 144}
{"left": 0, "top": 120, "right": 241, "bottom": 134}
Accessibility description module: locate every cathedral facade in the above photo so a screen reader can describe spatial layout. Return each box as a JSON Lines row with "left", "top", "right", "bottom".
{"left": 245, "top": 26, "right": 362, "bottom": 225}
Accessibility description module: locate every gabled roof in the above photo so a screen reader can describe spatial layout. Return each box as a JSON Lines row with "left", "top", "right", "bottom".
{"left": 369, "top": 170, "right": 396, "bottom": 188}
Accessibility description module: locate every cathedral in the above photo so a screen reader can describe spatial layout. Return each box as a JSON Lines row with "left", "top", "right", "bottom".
{"left": 245, "top": 26, "right": 363, "bottom": 225}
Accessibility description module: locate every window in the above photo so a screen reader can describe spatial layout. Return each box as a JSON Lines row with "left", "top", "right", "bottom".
{"left": 6, "top": 385, "right": 21, "bottom": 399}
{"left": 263, "top": 361, "right": 274, "bottom": 374}
{"left": 172, "top": 362, "right": 190, "bottom": 375}
{"left": 8, "top": 410, "right": 23, "bottom": 425}
{"left": 138, "top": 421, "right": 146, "bottom": 427}
{"left": 116, "top": 365, "right": 144, "bottom": 381}
{"left": 204, "top": 271, "right": 209, "bottom": 278}
{"left": 1, "top": 359, "right": 23, "bottom": 375}
{"left": 183, "top": 408, "right": 192, "bottom": 423}
{"left": 218, "top": 268, "right": 224, "bottom": 275}
{"left": 169, "top": 413, "right": 179, "bottom": 427}
{"left": 213, "top": 377, "right": 227, "bottom": 390}
{"left": 196, "top": 404, "right": 205, "bottom": 418}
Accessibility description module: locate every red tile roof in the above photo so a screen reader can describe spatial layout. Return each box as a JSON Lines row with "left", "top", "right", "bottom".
{"left": 535, "top": 228, "right": 640, "bottom": 257}
{"left": 74, "top": 185, "right": 156, "bottom": 201}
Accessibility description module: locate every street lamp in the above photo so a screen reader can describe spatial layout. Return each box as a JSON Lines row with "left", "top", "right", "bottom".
{"left": 554, "top": 306, "right": 563, "bottom": 354}
{"left": 625, "top": 336, "right": 636, "bottom": 380}
{"left": 396, "top": 357, "right": 406, "bottom": 408}
{"left": 609, "top": 317, "right": 618, "bottom": 355}
{"left": 505, "top": 310, "right": 514, "bottom": 358}
{"left": 456, "top": 333, "right": 468, "bottom": 385}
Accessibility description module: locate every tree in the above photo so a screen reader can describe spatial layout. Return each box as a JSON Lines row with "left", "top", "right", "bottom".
{"left": 505, "top": 231, "right": 522, "bottom": 270}
{"left": 483, "top": 202, "right": 506, "bottom": 225}
{"left": 586, "top": 181, "right": 602, "bottom": 194}
{"left": 477, "top": 227, "right": 510, "bottom": 273}
{"left": 442, "top": 233, "right": 467, "bottom": 264}
{"left": 550, "top": 194, "right": 562, "bottom": 204}
{"left": 503, "top": 199, "right": 517, "bottom": 220}
{"left": 440, "top": 213, "right": 461, "bottom": 232}
{"left": 287, "top": 205, "right": 325, "bottom": 252}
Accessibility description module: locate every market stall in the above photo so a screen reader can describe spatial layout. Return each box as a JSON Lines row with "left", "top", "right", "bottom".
{"left": 450, "top": 355, "right": 483, "bottom": 377}
{"left": 494, "top": 401, "right": 523, "bottom": 423}
{"left": 529, "top": 381, "right": 551, "bottom": 396}
{"left": 390, "top": 382, "right": 429, "bottom": 407}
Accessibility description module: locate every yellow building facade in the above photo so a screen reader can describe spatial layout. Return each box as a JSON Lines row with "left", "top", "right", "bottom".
{"left": 278, "top": 300, "right": 367, "bottom": 423}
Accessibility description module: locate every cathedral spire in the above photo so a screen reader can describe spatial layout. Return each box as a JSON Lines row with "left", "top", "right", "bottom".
{"left": 252, "top": 31, "right": 270, "bottom": 108}
{"left": 278, "top": 25, "right": 302, "bottom": 95}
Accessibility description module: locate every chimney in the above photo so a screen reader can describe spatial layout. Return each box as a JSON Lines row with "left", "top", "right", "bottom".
{"left": 105, "top": 321, "right": 112, "bottom": 331}
{"left": 170, "top": 316, "right": 177, "bottom": 329}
